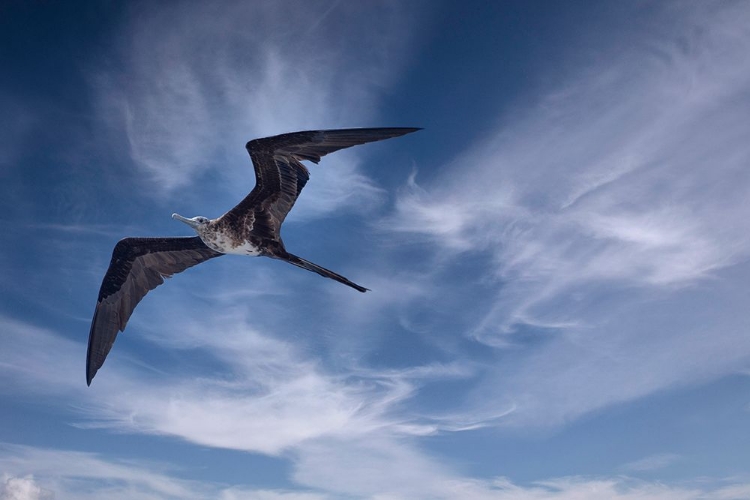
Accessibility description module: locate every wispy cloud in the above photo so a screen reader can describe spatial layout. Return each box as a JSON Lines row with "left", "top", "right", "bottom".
{"left": 0, "top": 474, "right": 52, "bottom": 500}
{"left": 0, "top": 303, "right": 459, "bottom": 454}
{"left": 4, "top": 309, "right": 750, "bottom": 498}
{"left": 0, "top": 443, "right": 325, "bottom": 500}
{"left": 78, "top": 300, "right": 478, "bottom": 454}
{"left": 0, "top": 316, "right": 82, "bottom": 394}
{"left": 4, "top": 442, "right": 750, "bottom": 500}
{"left": 389, "top": 0, "right": 750, "bottom": 294}
{"left": 382, "top": 1, "right": 750, "bottom": 427}
{"left": 620, "top": 453, "right": 681, "bottom": 473}
{"left": 0, "top": 316, "right": 487, "bottom": 498}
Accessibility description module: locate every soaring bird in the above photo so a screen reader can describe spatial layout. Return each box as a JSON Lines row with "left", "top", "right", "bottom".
{"left": 86, "top": 127, "right": 419, "bottom": 385}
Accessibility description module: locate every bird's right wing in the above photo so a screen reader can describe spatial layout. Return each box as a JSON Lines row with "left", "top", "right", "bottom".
{"left": 86, "top": 237, "right": 222, "bottom": 385}
{"left": 221, "top": 128, "right": 421, "bottom": 239}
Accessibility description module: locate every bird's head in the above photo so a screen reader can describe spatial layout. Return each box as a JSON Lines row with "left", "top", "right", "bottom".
{"left": 172, "top": 213, "right": 211, "bottom": 235}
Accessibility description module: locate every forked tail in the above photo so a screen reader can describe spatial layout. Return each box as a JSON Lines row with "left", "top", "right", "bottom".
{"left": 282, "top": 253, "right": 369, "bottom": 293}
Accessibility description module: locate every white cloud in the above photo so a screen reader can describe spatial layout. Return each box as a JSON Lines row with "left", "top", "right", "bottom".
{"left": 217, "top": 491, "right": 325, "bottom": 500}
{"left": 5, "top": 442, "right": 750, "bottom": 500}
{"left": 0, "top": 475, "right": 52, "bottom": 500}
{"left": 383, "top": 1, "right": 750, "bottom": 427}
{"left": 389, "top": 0, "right": 750, "bottom": 293}
{"left": 74, "top": 305, "right": 421, "bottom": 454}
{"left": 0, "top": 316, "right": 83, "bottom": 394}
{"left": 0, "top": 307, "right": 445, "bottom": 455}
{"left": 0, "top": 444, "right": 324, "bottom": 500}
{"left": 620, "top": 453, "right": 681, "bottom": 472}
{"left": 2, "top": 311, "right": 749, "bottom": 498}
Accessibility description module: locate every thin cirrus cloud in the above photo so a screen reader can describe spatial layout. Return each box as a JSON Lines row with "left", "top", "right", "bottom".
{"left": 383, "top": 1, "right": 750, "bottom": 427}
{"left": 75, "top": 299, "right": 470, "bottom": 455}
{"left": 0, "top": 443, "right": 326, "bottom": 500}
{"left": 0, "top": 313, "right": 469, "bottom": 499}
{"left": 92, "top": 1, "right": 417, "bottom": 220}
{"left": 0, "top": 311, "right": 504, "bottom": 500}
{"left": 0, "top": 301, "right": 452, "bottom": 457}
{"left": 619, "top": 453, "right": 681, "bottom": 473}
{"left": 0, "top": 316, "right": 81, "bottom": 395}
{"left": 3, "top": 443, "right": 750, "bottom": 500}
{"left": 2, "top": 284, "right": 750, "bottom": 495}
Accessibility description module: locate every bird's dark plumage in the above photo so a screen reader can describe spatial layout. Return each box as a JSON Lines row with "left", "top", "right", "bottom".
{"left": 86, "top": 127, "right": 419, "bottom": 385}
{"left": 221, "top": 128, "right": 419, "bottom": 241}
{"left": 87, "top": 237, "right": 222, "bottom": 384}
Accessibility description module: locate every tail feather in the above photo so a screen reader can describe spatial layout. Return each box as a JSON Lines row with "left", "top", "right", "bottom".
{"left": 282, "top": 253, "right": 369, "bottom": 293}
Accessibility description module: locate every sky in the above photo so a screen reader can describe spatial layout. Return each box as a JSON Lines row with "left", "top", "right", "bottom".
{"left": 2, "top": 1, "right": 750, "bottom": 499}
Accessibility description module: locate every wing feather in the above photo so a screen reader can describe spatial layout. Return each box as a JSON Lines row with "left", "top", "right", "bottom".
{"left": 219, "top": 127, "right": 420, "bottom": 239}
{"left": 86, "top": 237, "right": 222, "bottom": 385}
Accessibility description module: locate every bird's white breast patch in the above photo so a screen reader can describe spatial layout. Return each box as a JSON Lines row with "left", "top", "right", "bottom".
{"left": 203, "top": 232, "right": 261, "bottom": 256}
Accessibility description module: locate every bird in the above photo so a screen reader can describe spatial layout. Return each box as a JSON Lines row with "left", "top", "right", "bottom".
{"left": 86, "top": 127, "right": 420, "bottom": 385}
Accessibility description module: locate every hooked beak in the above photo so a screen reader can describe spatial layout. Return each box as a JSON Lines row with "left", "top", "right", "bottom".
{"left": 172, "top": 213, "right": 200, "bottom": 229}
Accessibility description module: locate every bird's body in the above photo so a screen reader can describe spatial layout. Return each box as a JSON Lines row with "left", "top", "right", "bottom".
{"left": 86, "top": 127, "right": 419, "bottom": 385}
{"left": 185, "top": 218, "right": 263, "bottom": 256}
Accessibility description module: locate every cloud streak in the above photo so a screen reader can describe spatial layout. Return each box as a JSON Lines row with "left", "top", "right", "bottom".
{"left": 74, "top": 305, "right": 430, "bottom": 454}
{"left": 383, "top": 0, "right": 750, "bottom": 427}
{"left": 0, "top": 443, "right": 325, "bottom": 500}
{"left": 620, "top": 453, "right": 681, "bottom": 473}
{"left": 3, "top": 442, "right": 750, "bottom": 500}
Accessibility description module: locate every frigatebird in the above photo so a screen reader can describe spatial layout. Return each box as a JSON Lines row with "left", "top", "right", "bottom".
{"left": 86, "top": 127, "right": 419, "bottom": 385}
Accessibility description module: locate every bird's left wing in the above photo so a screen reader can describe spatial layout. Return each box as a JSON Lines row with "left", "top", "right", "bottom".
{"left": 86, "top": 237, "right": 222, "bottom": 385}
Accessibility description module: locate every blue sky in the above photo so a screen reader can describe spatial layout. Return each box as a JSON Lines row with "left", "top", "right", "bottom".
{"left": 2, "top": 1, "right": 750, "bottom": 498}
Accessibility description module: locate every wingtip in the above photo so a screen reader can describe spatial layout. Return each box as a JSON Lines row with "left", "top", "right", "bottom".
{"left": 393, "top": 127, "right": 422, "bottom": 135}
{"left": 396, "top": 127, "right": 424, "bottom": 135}
{"left": 369, "top": 127, "right": 421, "bottom": 140}
{"left": 394, "top": 127, "right": 422, "bottom": 138}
